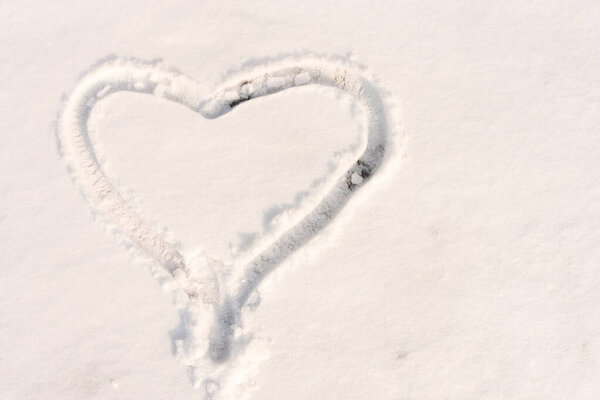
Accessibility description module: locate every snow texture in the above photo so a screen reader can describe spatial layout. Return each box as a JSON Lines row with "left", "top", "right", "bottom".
{"left": 3, "top": 1, "right": 600, "bottom": 399}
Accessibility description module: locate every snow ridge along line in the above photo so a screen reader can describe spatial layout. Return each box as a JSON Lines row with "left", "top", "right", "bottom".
{"left": 58, "top": 56, "right": 392, "bottom": 397}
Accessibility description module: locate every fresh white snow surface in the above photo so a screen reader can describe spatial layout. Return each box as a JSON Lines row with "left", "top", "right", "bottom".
{"left": 2, "top": 1, "right": 600, "bottom": 399}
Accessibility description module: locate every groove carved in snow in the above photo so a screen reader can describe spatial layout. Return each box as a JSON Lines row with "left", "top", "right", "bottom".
{"left": 57, "top": 56, "right": 392, "bottom": 397}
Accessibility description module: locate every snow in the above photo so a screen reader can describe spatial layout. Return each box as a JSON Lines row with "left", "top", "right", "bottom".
{"left": 2, "top": 1, "right": 600, "bottom": 399}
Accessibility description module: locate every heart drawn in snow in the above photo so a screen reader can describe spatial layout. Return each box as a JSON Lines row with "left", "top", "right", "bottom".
{"left": 58, "top": 56, "right": 389, "bottom": 396}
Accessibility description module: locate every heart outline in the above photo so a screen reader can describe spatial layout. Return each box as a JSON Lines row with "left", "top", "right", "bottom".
{"left": 57, "top": 55, "right": 389, "bottom": 392}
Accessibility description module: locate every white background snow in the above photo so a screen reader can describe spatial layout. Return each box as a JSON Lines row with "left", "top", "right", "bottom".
{"left": 2, "top": 0, "right": 600, "bottom": 399}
